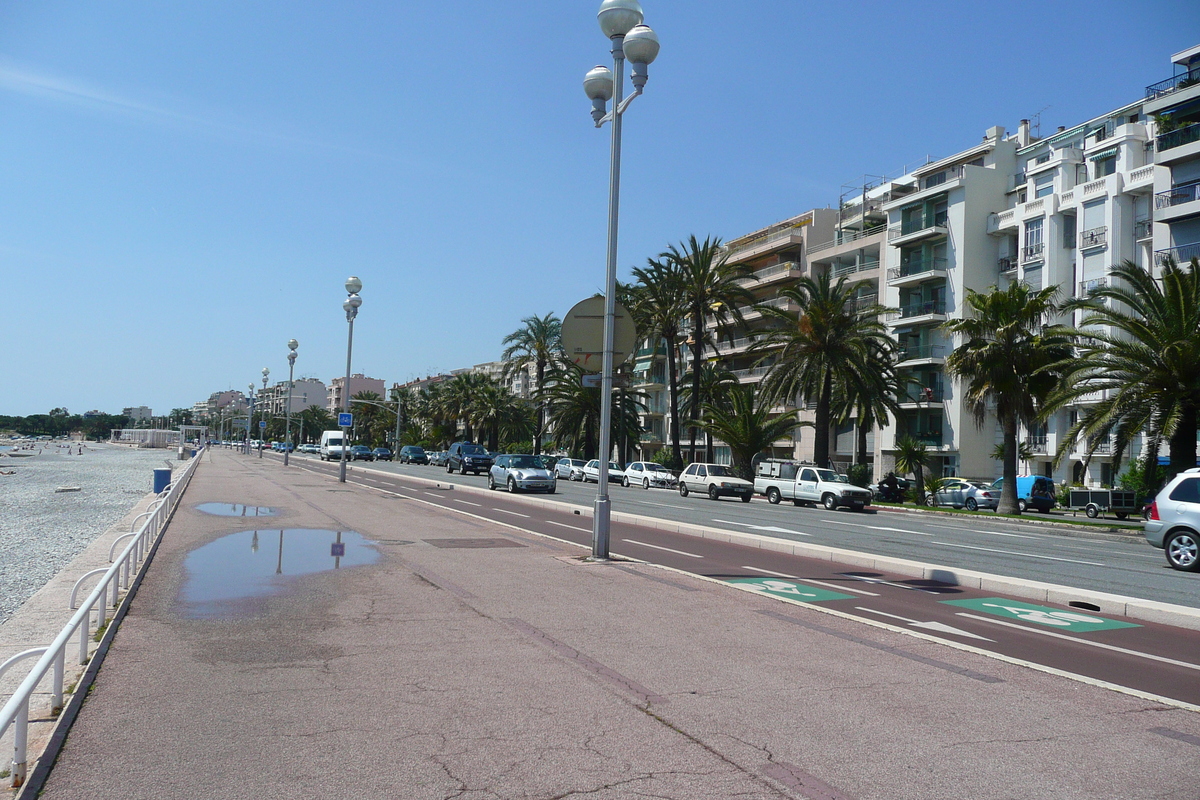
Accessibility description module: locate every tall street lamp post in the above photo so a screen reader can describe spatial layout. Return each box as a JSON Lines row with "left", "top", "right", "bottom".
{"left": 339, "top": 276, "right": 362, "bottom": 483}
{"left": 283, "top": 339, "right": 298, "bottom": 466}
{"left": 246, "top": 384, "right": 255, "bottom": 455}
{"left": 260, "top": 367, "right": 269, "bottom": 458}
{"left": 582, "top": 0, "right": 660, "bottom": 560}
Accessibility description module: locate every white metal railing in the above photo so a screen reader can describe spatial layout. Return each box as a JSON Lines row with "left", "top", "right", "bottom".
{"left": 807, "top": 223, "right": 887, "bottom": 255}
{"left": 735, "top": 261, "right": 800, "bottom": 285}
{"left": 723, "top": 224, "right": 808, "bottom": 259}
{"left": 831, "top": 259, "right": 880, "bottom": 277}
{"left": 0, "top": 448, "right": 204, "bottom": 788}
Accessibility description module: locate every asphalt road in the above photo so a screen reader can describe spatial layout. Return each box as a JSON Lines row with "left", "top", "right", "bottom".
{"left": 278, "top": 452, "right": 1200, "bottom": 709}
{"left": 281, "top": 452, "right": 1196, "bottom": 610}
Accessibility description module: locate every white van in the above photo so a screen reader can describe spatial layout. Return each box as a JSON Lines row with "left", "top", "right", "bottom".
{"left": 319, "top": 430, "right": 347, "bottom": 461}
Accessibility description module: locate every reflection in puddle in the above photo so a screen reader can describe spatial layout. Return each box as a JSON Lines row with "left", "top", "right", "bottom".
{"left": 196, "top": 502, "right": 279, "bottom": 517}
{"left": 180, "top": 529, "right": 378, "bottom": 619}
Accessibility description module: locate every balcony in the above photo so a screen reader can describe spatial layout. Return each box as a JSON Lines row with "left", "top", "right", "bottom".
{"left": 1027, "top": 435, "right": 1048, "bottom": 454}
{"left": 906, "top": 432, "right": 944, "bottom": 447}
{"left": 886, "top": 256, "right": 948, "bottom": 287}
{"left": 1078, "top": 277, "right": 1108, "bottom": 297}
{"left": 887, "top": 299, "right": 947, "bottom": 326}
{"left": 830, "top": 259, "right": 881, "bottom": 278}
{"left": 1155, "top": 180, "right": 1200, "bottom": 223}
{"left": 735, "top": 261, "right": 801, "bottom": 287}
{"left": 807, "top": 223, "right": 887, "bottom": 255}
{"left": 1155, "top": 242, "right": 1200, "bottom": 267}
{"left": 920, "top": 164, "right": 965, "bottom": 190}
{"left": 998, "top": 256, "right": 1016, "bottom": 274}
{"left": 1156, "top": 122, "right": 1200, "bottom": 153}
{"left": 851, "top": 293, "right": 879, "bottom": 312}
{"left": 1022, "top": 242, "right": 1045, "bottom": 263}
{"left": 888, "top": 211, "right": 949, "bottom": 247}
{"left": 1125, "top": 164, "right": 1156, "bottom": 193}
{"left": 1134, "top": 218, "right": 1154, "bottom": 240}
{"left": 723, "top": 224, "right": 808, "bottom": 261}
{"left": 1146, "top": 69, "right": 1200, "bottom": 101}
{"left": 730, "top": 365, "right": 771, "bottom": 382}
{"left": 987, "top": 208, "right": 1018, "bottom": 235}
{"left": 897, "top": 345, "right": 946, "bottom": 365}
{"left": 1079, "top": 226, "right": 1108, "bottom": 250}
{"left": 1008, "top": 172, "right": 1027, "bottom": 193}
{"left": 896, "top": 386, "right": 944, "bottom": 406}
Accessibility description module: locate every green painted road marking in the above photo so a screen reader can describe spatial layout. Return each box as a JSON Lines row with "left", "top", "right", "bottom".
{"left": 729, "top": 578, "right": 855, "bottom": 603}
{"left": 941, "top": 597, "right": 1139, "bottom": 632}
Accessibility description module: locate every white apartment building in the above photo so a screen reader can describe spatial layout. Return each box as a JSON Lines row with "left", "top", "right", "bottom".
{"left": 471, "top": 360, "right": 535, "bottom": 398}
{"left": 1147, "top": 44, "right": 1200, "bottom": 271}
{"left": 327, "top": 374, "right": 386, "bottom": 414}
{"left": 122, "top": 406, "right": 153, "bottom": 421}
{"left": 261, "top": 378, "right": 327, "bottom": 417}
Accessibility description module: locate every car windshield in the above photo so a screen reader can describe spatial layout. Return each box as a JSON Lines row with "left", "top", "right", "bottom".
{"left": 647, "top": 464, "right": 668, "bottom": 472}
{"left": 510, "top": 456, "right": 544, "bottom": 469}
{"left": 816, "top": 469, "right": 839, "bottom": 482}
{"left": 707, "top": 465, "right": 733, "bottom": 477}
{"left": 461, "top": 444, "right": 486, "bottom": 454}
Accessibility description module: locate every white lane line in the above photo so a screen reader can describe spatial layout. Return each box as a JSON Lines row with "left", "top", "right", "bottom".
{"left": 629, "top": 500, "right": 695, "bottom": 511}
{"left": 621, "top": 539, "right": 704, "bottom": 558}
{"left": 857, "top": 607, "right": 994, "bottom": 641}
{"left": 544, "top": 520, "right": 592, "bottom": 534}
{"left": 963, "top": 529, "right": 1040, "bottom": 539}
{"left": 713, "top": 519, "right": 811, "bottom": 536}
{"left": 955, "top": 613, "right": 1200, "bottom": 671}
{"left": 451, "top": 499, "right": 482, "bottom": 507}
{"left": 739, "top": 567, "right": 880, "bottom": 596}
{"left": 929, "top": 540, "right": 1104, "bottom": 566}
{"left": 825, "top": 520, "right": 933, "bottom": 535}
{"left": 423, "top": 492, "right": 443, "bottom": 498}
{"left": 493, "top": 508, "right": 530, "bottom": 518}
{"left": 847, "top": 575, "right": 945, "bottom": 594}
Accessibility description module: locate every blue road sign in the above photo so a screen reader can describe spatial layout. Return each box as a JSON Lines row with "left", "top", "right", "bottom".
{"left": 258, "top": 420, "right": 267, "bottom": 429}
{"left": 338, "top": 412, "right": 353, "bottom": 427}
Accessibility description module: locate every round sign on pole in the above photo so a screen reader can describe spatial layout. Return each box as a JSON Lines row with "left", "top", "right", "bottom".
{"left": 560, "top": 296, "right": 638, "bottom": 373}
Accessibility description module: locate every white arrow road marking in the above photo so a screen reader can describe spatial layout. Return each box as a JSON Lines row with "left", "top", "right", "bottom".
{"left": 955, "top": 613, "right": 1200, "bottom": 671}
{"left": 856, "top": 607, "right": 994, "bottom": 641}
{"left": 740, "top": 567, "right": 880, "bottom": 596}
{"left": 621, "top": 539, "right": 703, "bottom": 558}
{"left": 713, "top": 520, "right": 811, "bottom": 536}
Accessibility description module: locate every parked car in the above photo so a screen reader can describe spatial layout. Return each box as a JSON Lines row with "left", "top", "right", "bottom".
{"left": 582, "top": 459, "right": 625, "bottom": 484}
{"left": 372, "top": 447, "right": 393, "bottom": 461}
{"left": 1143, "top": 468, "right": 1200, "bottom": 572}
{"left": 679, "top": 462, "right": 753, "bottom": 502}
{"left": 489, "top": 454, "right": 556, "bottom": 493}
{"left": 349, "top": 445, "right": 375, "bottom": 461}
{"left": 990, "top": 475, "right": 1056, "bottom": 513}
{"left": 447, "top": 441, "right": 493, "bottom": 475}
{"left": 925, "top": 479, "right": 999, "bottom": 511}
{"left": 319, "top": 430, "right": 347, "bottom": 461}
{"left": 555, "top": 458, "right": 587, "bottom": 480}
{"left": 623, "top": 462, "right": 678, "bottom": 489}
{"left": 399, "top": 445, "right": 429, "bottom": 464}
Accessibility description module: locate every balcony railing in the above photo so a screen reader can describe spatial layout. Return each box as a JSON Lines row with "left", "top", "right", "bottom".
{"left": 851, "top": 294, "right": 879, "bottom": 311}
{"left": 886, "top": 256, "right": 948, "bottom": 282}
{"left": 1079, "top": 226, "right": 1108, "bottom": 249}
{"left": 998, "top": 256, "right": 1016, "bottom": 273}
{"left": 1155, "top": 180, "right": 1200, "bottom": 210}
{"left": 1027, "top": 435, "right": 1048, "bottom": 453}
{"left": 908, "top": 432, "right": 943, "bottom": 447}
{"left": 730, "top": 366, "right": 772, "bottom": 380}
{"left": 898, "top": 345, "right": 945, "bottom": 361}
{"left": 1134, "top": 218, "right": 1153, "bottom": 239}
{"left": 1155, "top": 242, "right": 1200, "bottom": 267}
{"left": 735, "top": 261, "right": 800, "bottom": 285}
{"left": 831, "top": 259, "right": 880, "bottom": 277}
{"left": 897, "top": 385, "right": 944, "bottom": 403}
{"left": 1156, "top": 122, "right": 1200, "bottom": 153}
{"left": 1078, "top": 277, "right": 1108, "bottom": 296}
{"left": 890, "top": 300, "right": 947, "bottom": 320}
{"left": 1146, "top": 69, "right": 1200, "bottom": 100}
{"left": 1022, "top": 242, "right": 1045, "bottom": 263}
{"left": 808, "top": 223, "right": 887, "bottom": 255}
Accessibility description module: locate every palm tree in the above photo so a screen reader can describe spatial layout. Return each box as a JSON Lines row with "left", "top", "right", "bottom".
{"left": 436, "top": 373, "right": 489, "bottom": 441}
{"left": 628, "top": 258, "right": 689, "bottom": 468}
{"left": 501, "top": 313, "right": 562, "bottom": 455}
{"left": 471, "top": 383, "right": 533, "bottom": 452}
{"left": 541, "top": 364, "right": 643, "bottom": 460}
{"left": 942, "top": 282, "right": 1073, "bottom": 515}
{"left": 754, "top": 271, "right": 895, "bottom": 468}
{"left": 680, "top": 363, "right": 739, "bottom": 463}
{"left": 892, "top": 434, "right": 932, "bottom": 504}
{"left": 838, "top": 337, "right": 903, "bottom": 469}
{"left": 663, "top": 235, "right": 753, "bottom": 462}
{"left": 698, "top": 385, "right": 801, "bottom": 480}
{"left": 1046, "top": 257, "right": 1200, "bottom": 482}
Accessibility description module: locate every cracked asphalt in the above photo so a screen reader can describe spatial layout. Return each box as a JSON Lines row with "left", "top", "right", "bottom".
{"left": 32, "top": 451, "right": 1200, "bottom": 799}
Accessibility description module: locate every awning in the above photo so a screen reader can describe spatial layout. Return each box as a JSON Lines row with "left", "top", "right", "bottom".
{"left": 1089, "top": 147, "right": 1118, "bottom": 162}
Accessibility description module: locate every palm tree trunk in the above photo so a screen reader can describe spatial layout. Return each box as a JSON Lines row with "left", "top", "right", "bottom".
{"left": 689, "top": 309, "right": 704, "bottom": 463}
{"left": 666, "top": 334, "right": 683, "bottom": 469}
{"left": 813, "top": 370, "right": 833, "bottom": 467}
{"left": 534, "top": 359, "right": 546, "bottom": 456}
{"left": 856, "top": 419, "right": 869, "bottom": 467}
{"left": 1168, "top": 402, "right": 1199, "bottom": 477}
{"left": 997, "top": 413, "right": 1021, "bottom": 515}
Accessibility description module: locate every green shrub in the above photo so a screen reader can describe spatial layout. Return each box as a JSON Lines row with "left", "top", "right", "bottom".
{"left": 846, "top": 463, "right": 872, "bottom": 488}
{"left": 652, "top": 448, "right": 682, "bottom": 471}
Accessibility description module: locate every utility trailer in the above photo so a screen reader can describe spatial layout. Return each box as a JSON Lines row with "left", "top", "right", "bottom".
{"left": 1066, "top": 489, "right": 1139, "bottom": 520}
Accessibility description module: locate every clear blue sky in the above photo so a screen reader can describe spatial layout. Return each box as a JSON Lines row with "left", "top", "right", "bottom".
{"left": 1, "top": 1, "right": 1194, "bottom": 417}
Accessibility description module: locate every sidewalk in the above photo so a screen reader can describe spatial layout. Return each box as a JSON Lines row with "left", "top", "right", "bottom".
{"left": 24, "top": 450, "right": 1198, "bottom": 799}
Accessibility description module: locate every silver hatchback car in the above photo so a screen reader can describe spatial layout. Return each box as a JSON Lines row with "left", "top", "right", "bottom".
{"left": 489, "top": 454, "right": 556, "bottom": 494}
{"left": 1144, "top": 468, "right": 1200, "bottom": 572}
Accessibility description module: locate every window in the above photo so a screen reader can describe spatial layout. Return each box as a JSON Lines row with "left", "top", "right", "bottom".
{"left": 1169, "top": 478, "right": 1200, "bottom": 504}
{"left": 800, "top": 469, "right": 817, "bottom": 482}
{"left": 780, "top": 464, "right": 797, "bottom": 480}
{"left": 684, "top": 464, "right": 697, "bottom": 476}
{"left": 1094, "top": 157, "right": 1116, "bottom": 179}
{"left": 1062, "top": 214, "right": 1076, "bottom": 249}
{"left": 1034, "top": 173, "right": 1054, "bottom": 198}
{"left": 696, "top": 465, "right": 708, "bottom": 477}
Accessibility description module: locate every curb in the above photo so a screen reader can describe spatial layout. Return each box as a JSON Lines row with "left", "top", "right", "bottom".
{"left": 336, "top": 461, "right": 1200, "bottom": 632}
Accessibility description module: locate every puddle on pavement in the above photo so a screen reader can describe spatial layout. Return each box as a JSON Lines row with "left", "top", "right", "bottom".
{"left": 179, "top": 529, "right": 378, "bottom": 619}
{"left": 196, "top": 502, "right": 279, "bottom": 517}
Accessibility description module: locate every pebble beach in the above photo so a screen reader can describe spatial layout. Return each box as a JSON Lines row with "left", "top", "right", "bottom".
{"left": 0, "top": 442, "right": 174, "bottom": 625}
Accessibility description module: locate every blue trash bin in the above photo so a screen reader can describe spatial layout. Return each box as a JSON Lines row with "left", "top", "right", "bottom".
{"left": 153, "top": 468, "right": 172, "bottom": 493}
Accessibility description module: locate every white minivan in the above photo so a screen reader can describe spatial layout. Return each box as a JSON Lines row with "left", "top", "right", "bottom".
{"left": 319, "top": 430, "right": 348, "bottom": 461}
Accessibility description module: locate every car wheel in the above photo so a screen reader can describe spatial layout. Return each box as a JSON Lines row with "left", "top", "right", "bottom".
{"left": 793, "top": 498, "right": 804, "bottom": 507}
{"left": 822, "top": 494, "right": 838, "bottom": 511}
{"left": 546, "top": 484, "right": 556, "bottom": 494}
{"left": 508, "top": 477, "right": 518, "bottom": 494}
{"left": 679, "top": 483, "right": 689, "bottom": 497}
{"left": 1165, "top": 531, "right": 1200, "bottom": 572}
{"left": 740, "top": 494, "right": 752, "bottom": 503}
{"left": 622, "top": 476, "right": 629, "bottom": 488}
{"left": 965, "top": 498, "right": 978, "bottom": 511}
{"left": 925, "top": 493, "right": 937, "bottom": 507}
{"left": 1085, "top": 504, "right": 1099, "bottom": 519}
{"left": 766, "top": 487, "right": 781, "bottom": 505}
{"left": 643, "top": 478, "right": 650, "bottom": 490}
{"left": 488, "top": 473, "right": 496, "bottom": 490}
{"left": 1115, "top": 512, "right": 1128, "bottom": 520}
{"left": 1017, "top": 498, "right": 1027, "bottom": 513}
{"left": 447, "top": 462, "right": 454, "bottom": 473}
{"left": 708, "top": 485, "right": 720, "bottom": 501}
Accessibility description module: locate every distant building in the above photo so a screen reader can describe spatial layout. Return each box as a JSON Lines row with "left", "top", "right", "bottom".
{"left": 471, "top": 360, "right": 535, "bottom": 398}
{"left": 122, "top": 406, "right": 153, "bottom": 421}
{"left": 328, "top": 374, "right": 386, "bottom": 414}
{"left": 261, "top": 378, "right": 327, "bottom": 417}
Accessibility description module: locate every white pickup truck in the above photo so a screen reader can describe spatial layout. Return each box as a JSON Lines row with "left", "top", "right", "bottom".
{"left": 753, "top": 460, "right": 873, "bottom": 511}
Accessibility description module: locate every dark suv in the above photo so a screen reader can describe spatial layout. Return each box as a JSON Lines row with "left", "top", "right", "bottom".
{"left": 447, "top": 441, "right": 493, "bottom": 475}
{"left": 399, "top": 445, "right": 428, "bottom": 464}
